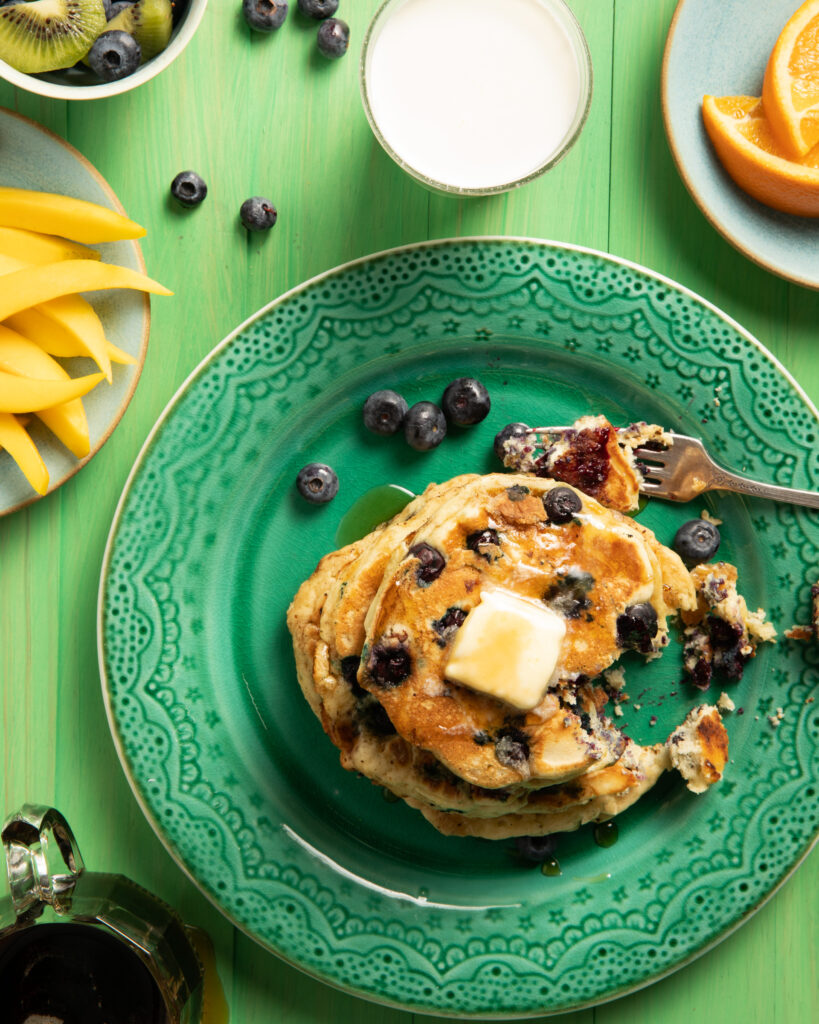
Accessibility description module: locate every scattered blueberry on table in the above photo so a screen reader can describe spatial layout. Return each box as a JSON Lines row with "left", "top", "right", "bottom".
{"left": 240, "top": 196, "right": 278, "bottom": 231}
{"left": 404, "top": 401, "right": 447, "bottom": 451}
{"left": 298, "top": 0, "right": 338, "bottom": 18}
{"left": 673, "top": 518, "right": 721, "bottom": 566}
{"left": 242, "top": 0, "right": 289, "bottom": 32}
{"left": 317, "top": 17, "right": 349, "bottom": 59}
{"left": 170, "top": 170, "right": 208, "bottom": 208}
{"left": 296, "top": 463, "right": 339, "bottom": 504}
{"left": 363, "top": 389, "right": 408, "bottom": 435}
{"left": 87, "top": 30, "right": 141, "bottom": 82}
{"left": 441, "top": 376, "right": 491, "bottom": 426}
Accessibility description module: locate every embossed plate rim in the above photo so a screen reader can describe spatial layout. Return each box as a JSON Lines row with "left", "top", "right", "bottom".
{"left": 98, "top": 237, "right": 819, "bottom": 1018}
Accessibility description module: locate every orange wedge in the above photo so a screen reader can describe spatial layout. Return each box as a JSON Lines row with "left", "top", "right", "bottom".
{"left": 762, "top": 0, "right": 819, "bottom": 159}
{"left": 702, "top": 94, "right": 819, "bottom": 216}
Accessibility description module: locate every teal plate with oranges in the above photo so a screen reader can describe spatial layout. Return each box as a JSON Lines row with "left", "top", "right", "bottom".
{"left": 98, "top": 239, "right": 819, "bottom": 1017}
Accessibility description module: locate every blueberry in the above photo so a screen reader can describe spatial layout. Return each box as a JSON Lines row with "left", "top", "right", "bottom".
{"left": 105, "top": 0, "right": 135, "bottom": 18}
{"left": 243, "top": 0, "right": 288, "bottom": 31}
{"left": 431, "top": 606, "right": 467, "bottom": 645}
{"left": 543, "top": 486, "right": 582, "bottom": 524}
{"left": 616, "top": 602, "right": 659, "bottom": 653}
{"left": 505, "top": 484, "right": 530, "bottom": 502}
{"left": 495, "top": 728, "right": 529, "bottom": 769}
{"left": 514, "top": 835, "right": 556, "bottom": 863}
{"left": 170, "top": 171, "right": 207, "bottom": 209}
{"left": 408, "top": 543, "right": 445, "bottom": 584}
{"left": 404, "top": 401, "right": 446, "bottom": 451}
{"left": 367, "top": 642, "right": 411, "bottom": 688}
{"left": 363, "top": 389, "right": 408, "bottom": 435}
{"left": 316, "top": 17, "right": 349, "bottom": 58}
{"left": 493, "top": 422, "right": 530, "bottom": 462}
{"left": 466, "top": 528, "right": 500, "bottom": 560}
{"left": 240, "top": 196, "right": 278, "bottom": 231}
{"left": 296, "top": 462, "right": 338, "bottom": 504}
{"left": 298, "top": 0, "right": 337, "bottom": 18}
{"left": 340, "top": 655, "right": 360, "bottom": 686}
{"left": 87, "top": 31, "right": 141, "bottom": 82}
{"left": 441, "top": 377, "right": 491, "bottom": 426}
{"left": 673, "top": 519, "right": 721, "bottom": 567}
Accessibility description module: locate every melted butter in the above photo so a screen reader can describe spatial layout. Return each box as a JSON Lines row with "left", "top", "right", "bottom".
{"left": 444, "top": 589, "right": 566, "bottom": 710}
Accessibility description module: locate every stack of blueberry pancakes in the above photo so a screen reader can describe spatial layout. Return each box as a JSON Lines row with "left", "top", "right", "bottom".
{"left": 287, "top": 426, "right": 767, "bottom": 839}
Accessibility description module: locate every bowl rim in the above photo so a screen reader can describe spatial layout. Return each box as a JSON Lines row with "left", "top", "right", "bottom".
{"left": 359, "top": 0, "right": 594, "bottom": 197}
{"left": 0, "top": 0, "right": 209, "bottom": 100}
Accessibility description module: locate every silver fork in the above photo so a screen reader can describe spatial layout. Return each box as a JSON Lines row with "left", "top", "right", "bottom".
{"left": 532, "top": 428, "right": 819, "bottom": 508}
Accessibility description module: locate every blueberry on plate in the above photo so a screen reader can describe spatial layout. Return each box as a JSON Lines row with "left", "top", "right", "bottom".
{"left": 673, "top": 518, "right": 720, "bottom": 566}
{"left": 240, "top": 196, "right": 278, "bottom": 231}
{"left": 316, "top": 17, "right": 349, "bottom": 58}
{"left": 298, "top": 0, "right": 338, "bottom": 17}
{"left": 243, "top": 0, "right": 288, "bottom": 31}
{"left": 543, "top": 486, "right": 582, "bottom": 524}
{"left": 87, "top": 31, "right": 141, "bottom": 82}
{"left": 404, "top": 401, "right": 446, "bottom": 451}
{"left": 363, "top": 389, "right": 408, "bottom": 435}
{"left": 493, "top": 421, "right": 529, "bottom": 462}
{"left": 170, "top": 171, "right": 207, "bottom": 208}
{"left": 296, "top": 462, "right": 339, "bottom": 504}
{"left": 441, "top": 377, "right": 491, "bottom": 426}
{"left": 514, "top": 835, "right": 556, "bottom": 863}
{"left": 616, "top": 602, "right": 659, "bottom": 653}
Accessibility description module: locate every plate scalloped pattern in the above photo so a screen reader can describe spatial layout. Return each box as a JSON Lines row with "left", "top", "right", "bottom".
{"left": 100, "top": 239, "right": 819, "bottom": 1017}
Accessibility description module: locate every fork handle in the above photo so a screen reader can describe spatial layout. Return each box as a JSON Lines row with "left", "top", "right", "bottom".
{"left": 708, "top": 468, "right": 819, "bottom": 510}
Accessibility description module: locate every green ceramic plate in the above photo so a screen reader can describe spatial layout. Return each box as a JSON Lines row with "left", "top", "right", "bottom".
{"left": 99, "top": 239, "right": 819, "bottom": 1017}
{"left": 0, "top": 106, "right": 150, "bottom": 517}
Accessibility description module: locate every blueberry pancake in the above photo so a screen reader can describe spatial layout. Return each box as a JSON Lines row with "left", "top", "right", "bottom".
{"left": 357, "top": 474, "right": 696, "bottom": 789}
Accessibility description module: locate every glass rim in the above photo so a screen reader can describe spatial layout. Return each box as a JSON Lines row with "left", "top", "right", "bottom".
{"left": 359, "top": 0, "right": 594, "bottom": 197}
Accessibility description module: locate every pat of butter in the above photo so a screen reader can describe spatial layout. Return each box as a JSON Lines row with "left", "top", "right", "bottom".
{"left": 444, "top": 589, "right": 566, "bottom": 711}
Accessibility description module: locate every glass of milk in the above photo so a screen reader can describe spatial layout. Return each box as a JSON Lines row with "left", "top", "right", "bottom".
{"left": 361, "top": 0, "right": 593, "bottom": 196}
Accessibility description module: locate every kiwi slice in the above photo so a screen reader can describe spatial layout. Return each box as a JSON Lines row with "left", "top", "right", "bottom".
{"left": 106, "top": 0, "right": 171, "bottom": 62}
{"left": 0, "top": 0, "right": 106, "bottom": 73}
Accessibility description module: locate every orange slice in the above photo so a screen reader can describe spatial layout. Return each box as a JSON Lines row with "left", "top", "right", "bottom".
{"left": 762, "top": 0, "right": 819, "bottom": 159}
{"left": 702, "top": 94, "right": 819, "bottom": 216}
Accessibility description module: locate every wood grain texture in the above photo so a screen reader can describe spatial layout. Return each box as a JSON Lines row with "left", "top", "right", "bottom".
{"left": 1, "top": 1, "right": 817, "bottom": 1022}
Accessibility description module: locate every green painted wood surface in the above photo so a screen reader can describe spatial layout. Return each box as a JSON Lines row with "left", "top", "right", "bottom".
{"left": 0, "top": 0, "right": 816, "bottom": 1020}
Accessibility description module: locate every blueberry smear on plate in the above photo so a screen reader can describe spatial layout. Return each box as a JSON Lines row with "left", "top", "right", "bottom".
{"left": 404, "top": 401, "right": 446, "bottom": 451}
{"left": 298, "top": 0, "right": 337, "bottom": 18}
{"left": 542, "top": 486, "right": 582, "bottom": 524}
{"left": 363, "top": 389, "right": 408, "bottom": 435}
{"left": 673, "top": 518, "right": 720, "bottom": 566}
{"left": 296, "top": 462, "right": 339, "bottom": 504}
{"left": 86, "top": 31, "right": 141, "bottom": 81}
{"left": 493, "top": 421, "right": 529, "bottom": 462}
{"left": 240, "top": 196, "right": 278, "bottom": 231}
{"left": 441, "top": 377, "right": 491, "bottom": 426}
{"left": 170, "top": 171, "right": 207, "bottom": 208}
{"left": 316, "top": 17, "right": 349, "bottom": 58}
{"left": 243, "top": 0, "right": 288, "bottom": 32}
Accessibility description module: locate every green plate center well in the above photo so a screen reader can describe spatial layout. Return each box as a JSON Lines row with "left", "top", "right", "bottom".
{"left": 99, "top": 239, "right": 819, "bottom": 1017}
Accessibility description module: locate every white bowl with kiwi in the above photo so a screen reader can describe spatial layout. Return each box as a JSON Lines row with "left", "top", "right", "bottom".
{"left": 0, "top": 0, "right": 207, "bottom": 98}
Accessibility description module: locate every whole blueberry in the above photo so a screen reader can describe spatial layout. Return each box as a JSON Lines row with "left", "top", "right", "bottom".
{"left": 240, "top": 196, "right": 278, "bottom": 231}
{"left": 87, "top": 31, "right": 141, "bottom": 82}
{"left": 317, "top": 17, "right": 349, "bottom": 58}
{"left": 298, "top": 0, "right": 338, "bottom": 17}
{"left": 105, "top": 0, "right": 135, "bottom": 18}
{"left": 243, "top": 0, "right": 288, "bottom": 31}
{"left": 170, "top": 171, "right": 208, "bottom": 208}
{"left": 493, "top": 422, "right": 530, "bottom": 462}
{"left": 363, "top": 389, "right": 408, "bottom": 435}
{"left": 296, "top": 462, "right": 339, "bottom": 504}
{"left": 543, "top": 486, "right": 582, "bottom": 524}
{"left": 367, "top": 642, "right": 411, "bottom": 688}
{"left": 441, "top": 377, "right": 491, "bottom": 426}
{"left": 404, "top": 401, "right": 446, "bottom": 451}
{"left": 616, "top": 602, "right": 659, "bottom": 653}
{"left": 514, "top": 835, "right": 556, "bottom": 863}
{"left": 673, "top": 519, "right": 721, "bottom": 567}
{"left": 408, "top": 543, "right": 445, "bottom": 584}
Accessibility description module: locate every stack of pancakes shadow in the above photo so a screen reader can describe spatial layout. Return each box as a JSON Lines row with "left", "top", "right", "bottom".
{"left": 288, "top": 468, "right": 748, "bottom": 840}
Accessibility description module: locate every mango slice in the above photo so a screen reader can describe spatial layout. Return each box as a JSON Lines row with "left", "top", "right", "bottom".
{"left": 0, "top": 368, "right": 104, "bottom": 413}
{"left": 0, "top": 326, "right": 90, "bottom": 457}
{"left": 5, "top": 300, "right": 112, "bottom": 381}
{"left": 0, "top": 227, "right": 100, "bottom": 264}
{"left": 0, "top": 188, "right": 146, "bottom": 244}
{"left": 0, "top": 412, "right": 48, "bottom": 495}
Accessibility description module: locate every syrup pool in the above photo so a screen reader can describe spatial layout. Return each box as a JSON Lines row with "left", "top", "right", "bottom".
{"left": 364, "top": 0, "right": 590, "bottom": 192}
{"left": 335, "top": 484, "right": 415, "bottom": 547}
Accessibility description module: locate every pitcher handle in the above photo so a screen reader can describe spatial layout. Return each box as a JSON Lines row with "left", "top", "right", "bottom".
{"left": 2, "top": 804, "right": 85, "bottom": 917}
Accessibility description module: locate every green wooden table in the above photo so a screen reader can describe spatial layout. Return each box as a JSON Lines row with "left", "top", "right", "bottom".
{"left": 1, "top": 1, "right": 817, "bottom": 1020}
